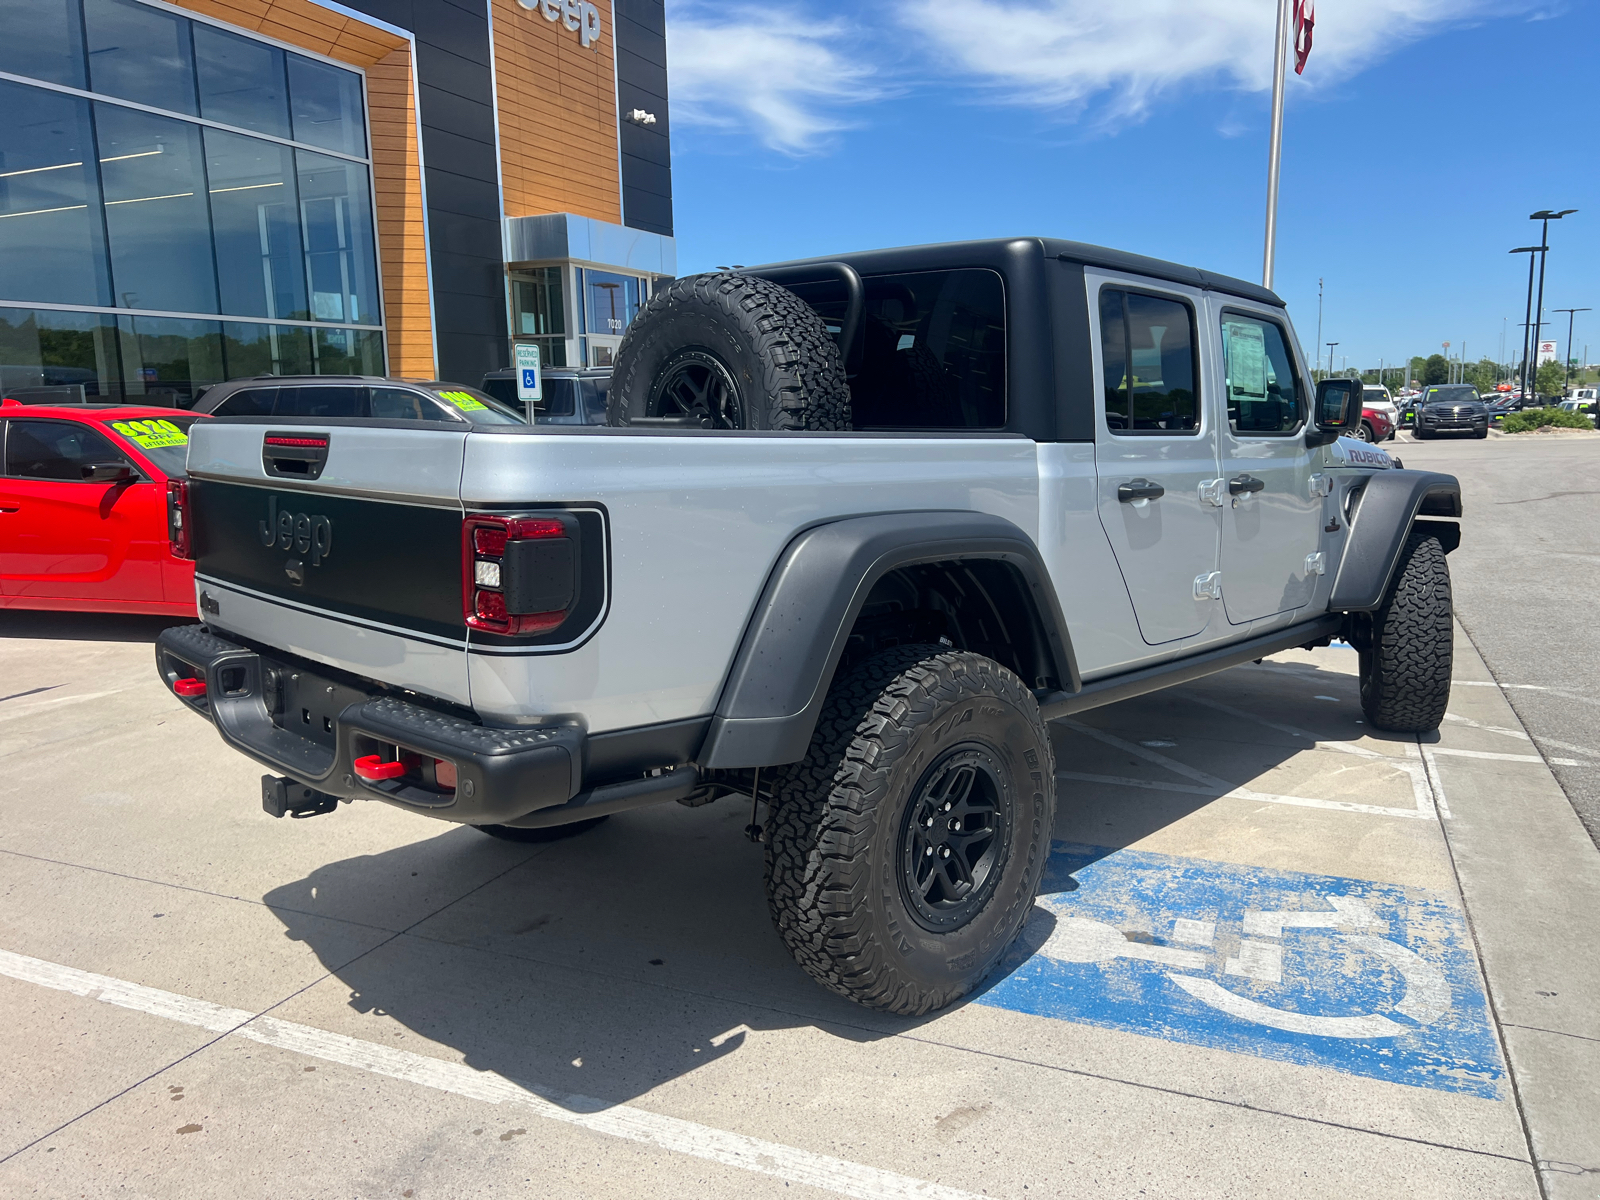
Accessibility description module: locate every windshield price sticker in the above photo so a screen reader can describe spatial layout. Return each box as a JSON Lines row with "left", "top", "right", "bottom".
{"left": 111, "top": 418, "right": 188, "bottom": 450}
{"left": 436, "top": 390, "right": 488, "bottom": 412}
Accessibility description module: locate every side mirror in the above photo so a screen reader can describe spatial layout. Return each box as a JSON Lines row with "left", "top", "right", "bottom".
{"left": 1307, "top": 378, "right": 1361, "bottom": 447}
{"left": 81, "top": 461, "right": 135, "bottom": 483}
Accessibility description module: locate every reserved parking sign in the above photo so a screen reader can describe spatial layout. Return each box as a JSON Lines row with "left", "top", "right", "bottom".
{"left": 514, "top": 342, "right": 542, "bottom": 414}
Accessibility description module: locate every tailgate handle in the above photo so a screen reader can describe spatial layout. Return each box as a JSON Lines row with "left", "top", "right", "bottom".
{"left": 353, "top": 754, "right": 406, "bottom": 781}
{"left": 263, "top": 432, "right": 329, "bottom": 481}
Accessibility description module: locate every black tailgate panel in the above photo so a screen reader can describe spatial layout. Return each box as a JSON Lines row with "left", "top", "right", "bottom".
{"left": 192, "top": 480, "right": 465, "bottom": 642}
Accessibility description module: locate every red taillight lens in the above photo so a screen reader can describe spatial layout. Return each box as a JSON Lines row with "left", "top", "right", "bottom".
{"left": 167, "top": 480, "right": 192, "bottom": 560}
{"left": 462, "top": 514, "right": 576, "bottom": 636}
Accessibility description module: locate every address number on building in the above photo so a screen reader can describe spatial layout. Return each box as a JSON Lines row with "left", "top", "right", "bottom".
{"left": 517, "top": 0, "right": 602, "bottom": 49}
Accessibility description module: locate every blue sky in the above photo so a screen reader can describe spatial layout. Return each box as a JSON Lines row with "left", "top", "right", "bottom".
{"left": 662, "top": 0, "right": 1597, "bottom": 375}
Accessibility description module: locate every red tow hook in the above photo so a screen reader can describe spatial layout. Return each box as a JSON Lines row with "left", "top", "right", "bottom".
{"left": 353, "top": 754, "right": 406, "bottom": 781}
{"left": 173, "top": 677, "right": 207, "bottom": 697}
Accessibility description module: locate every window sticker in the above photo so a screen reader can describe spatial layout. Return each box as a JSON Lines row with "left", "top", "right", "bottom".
{"left": 1224, "top": 321, "right": 1268, "bottom": 401}
{"left": 436, "top": 390, "right": 487, "bottom": 411}
{"left": 111, "top": 419, "right": 188, "bottom": 450}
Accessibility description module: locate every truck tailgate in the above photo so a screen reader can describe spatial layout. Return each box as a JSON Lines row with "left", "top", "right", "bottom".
{"left": 185, "top": 420, "right": 471, "bottom": 707}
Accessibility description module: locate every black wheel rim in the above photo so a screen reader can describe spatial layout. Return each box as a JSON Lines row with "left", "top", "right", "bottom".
{"left": 649, "top": 348, "right": 744, "bottom": 428}
{"left": 898, "top": 745, "right": 1011, "bottom": 933}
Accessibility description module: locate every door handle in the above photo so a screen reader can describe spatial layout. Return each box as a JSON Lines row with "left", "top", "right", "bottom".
{"left": 1117, "top": 479, "right": 1166, "bottom": 503}
{"left": 1228, "top": 474, "right": 1265, "bottom": 496}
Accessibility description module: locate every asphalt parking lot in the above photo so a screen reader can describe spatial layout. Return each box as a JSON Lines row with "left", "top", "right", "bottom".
{"left": 3, "top": 601, "right": 1597, "bottom": 1199}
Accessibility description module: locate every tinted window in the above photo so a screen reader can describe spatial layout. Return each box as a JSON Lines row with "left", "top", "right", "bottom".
{"left": 1100, "top": 288, "right": 1199, "bottom": 433}
{"left": 106, "top": 414, "right": 195, "bottom": 476}
{"left": 1423, "top": 386, "right": 1478, "bottom": 404}
{"left": 0, "top": 83, "right": 111, "bottom": 308}
{"left": 540, "top": 378, "right": 578, "bottom": 417}
{"left": 206, "top": 128, "right": 307, "bottom": 320}
{"left": 798, "top": 268, "right": 1005, "bottom": 429}
{"left": 211, "top": 387, "right": 276, "bottom": 416}
{"left": 277, "top": 385, "right": 364, "bottom": 417}
{"left": 480, "top": 376, "right": 517, "bottom": 407}
{"left": 5, "top": 418, "right": 128, "bottom": 480}
{"left": 297, "top": 151, "right": 378, "bottom": 325}
{"left": 195, "top": 23, "right": 290, "bottom": 138}
{"left": 287, "top": 55, "right": 366, "bottom": 157}
{"left": 1220, "top": 313, "right": 1302, "bottom": 434}
{"left": 83, "top": 0, "right": 198, "bottom": 115}
{"left": 370, "top": 386, "right": 448, "bottom": 421}
{"left": 0, "top": 0, "right": 87, "bottom": 88}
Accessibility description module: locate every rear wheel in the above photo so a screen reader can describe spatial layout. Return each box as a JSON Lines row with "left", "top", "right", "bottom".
{"left": 1355, "top": 530, "right": 1453, "bottom": 732}
{"left": 765, "top": 646, "right": 1056, "bottom": 1015}
{"left": 607, "top": 272, "right": 850, "bottom": 431}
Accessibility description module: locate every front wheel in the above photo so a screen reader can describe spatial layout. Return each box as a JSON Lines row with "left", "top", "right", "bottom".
{"left": 765, "top": 647, "right": 1056, "bottom": 1016}
{"left": 1356, "top": 531, "right": 1453, "bottom": 732}
{"left": 1474, "top": 427, "right": 1489, "bottom": 439}
{"left": 1357, "top": 421, "right": 1375, "bottom": 442}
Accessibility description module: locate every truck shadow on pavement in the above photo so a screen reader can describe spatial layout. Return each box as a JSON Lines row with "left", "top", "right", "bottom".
{"left": 260, "top": 655, "right": 1405, "bottom": 1110}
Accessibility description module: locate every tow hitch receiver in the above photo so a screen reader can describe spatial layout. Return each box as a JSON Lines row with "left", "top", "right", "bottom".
{"left": 262, "top": 775, "right": 340, "bottom": 818}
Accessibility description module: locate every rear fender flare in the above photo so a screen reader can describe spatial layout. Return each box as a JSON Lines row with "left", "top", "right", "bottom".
{"left": 699, "top": 512, "right": 1079, "bottom": 769}
{"left": 1329, "top": 470, "right": 1462, "bottom": 611}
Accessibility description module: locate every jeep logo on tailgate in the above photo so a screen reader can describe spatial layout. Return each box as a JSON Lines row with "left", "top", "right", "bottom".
{"left": 259, "top": 495, "right": 333, "bottom": 566}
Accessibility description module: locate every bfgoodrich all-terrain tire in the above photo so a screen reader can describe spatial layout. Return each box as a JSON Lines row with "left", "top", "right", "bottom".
{"left": 607, "top": 272, "right": 851, "bottom": 430}
{"left": 1357, "top": 530, "right": 1453, "bottom": 732}
{"left": 765, "top": 646, "right": 1056, "bottom": 1015}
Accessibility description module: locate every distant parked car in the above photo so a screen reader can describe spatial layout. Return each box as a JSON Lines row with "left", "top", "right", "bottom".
{"left": 1358, "top": 401, "right": 1395, "bottom": 442}
{"left": 0, "top": 399, "right": 207, "bottom": 615}
{"left": 193, "top": 375, "right": 528, "bottom": 424}
{"left": 1413, "top": 385, "right": 1489, "bottom": 439}
{"left": 1361, "top": 386, "right": 1398, "bottom": 440}
{"left": 479, "top": 367, "right": 612, "bottom": 425}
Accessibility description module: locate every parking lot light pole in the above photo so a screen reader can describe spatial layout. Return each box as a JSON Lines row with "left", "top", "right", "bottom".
{"left": 1553, "top": 308, "right": 1590, "bottom": 396}
{"left": 1511, "top": 247, "right": 1542, "bottom": 396}
{"left": 1529, "top": 210, "right": 1577, "bottom": 398}
{"left": 1326, "top": 342, "right": 1338, "bottom": 378}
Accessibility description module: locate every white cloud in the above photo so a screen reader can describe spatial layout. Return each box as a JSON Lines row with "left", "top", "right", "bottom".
{"left": 896, "top": 0, "right": 1534, "bottom": 125}
{"left": 665, "top": 2, "right": 884, "bottom": 154}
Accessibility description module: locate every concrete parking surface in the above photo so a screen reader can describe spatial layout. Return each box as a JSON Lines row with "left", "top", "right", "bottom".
{"left": 3, "top": 445, "right": 1599, "bottom": 1198}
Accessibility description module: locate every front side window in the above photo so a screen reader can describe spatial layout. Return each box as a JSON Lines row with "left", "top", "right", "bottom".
{"left": 1220, "top": 312, "right": 1303, "bottom": 435}
{"left": 5, "top": 418, "right": 130, "bottom": 480}
{"left": 276, "top": 385, "right": 364, "bottom": 417}
{"left": 370, "top": 386, "right": 449, "bottom": 421}
{"left": 1099, "top": 288, "right": 1199, "bottom": 434}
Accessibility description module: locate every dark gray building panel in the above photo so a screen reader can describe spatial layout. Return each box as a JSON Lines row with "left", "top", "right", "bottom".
{"left": 613, "top": 0, "right": 673, "bottom": 237}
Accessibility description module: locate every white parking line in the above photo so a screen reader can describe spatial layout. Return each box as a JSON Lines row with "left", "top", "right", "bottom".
{"left": 1443, "top": 712, "right": 1600, "bottom": 760}
{"left": 0, "top": 949, "right": 982, "bottom": 1200}
{"left": 1428, "top": 747, "right": 1584, "bottom": 767}
{"left": 0, "top": 690, "right": 123, "bottom": 724}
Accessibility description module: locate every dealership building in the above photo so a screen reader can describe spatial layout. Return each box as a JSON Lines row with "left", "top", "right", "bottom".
{"left": 0, "top": 0, "right": 674, "bottom": 404}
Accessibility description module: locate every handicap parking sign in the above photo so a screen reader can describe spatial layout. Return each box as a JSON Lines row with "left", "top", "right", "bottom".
{"left": 981, "top": 844, "right": 1503, "bottom": 1097}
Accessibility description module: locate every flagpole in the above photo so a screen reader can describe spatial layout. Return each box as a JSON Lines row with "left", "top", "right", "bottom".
{"left": 1262, "top": 0, "right": 1292, "bottom": 289}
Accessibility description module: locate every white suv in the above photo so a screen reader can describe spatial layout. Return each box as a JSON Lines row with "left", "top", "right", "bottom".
{"left": 1364, "top": 385, "right": 1399, "bottom": 426}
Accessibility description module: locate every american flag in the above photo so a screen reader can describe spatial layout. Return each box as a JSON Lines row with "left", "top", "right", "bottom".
{"left": 1294, "top": 0, "right": 1315, "bottom": 74}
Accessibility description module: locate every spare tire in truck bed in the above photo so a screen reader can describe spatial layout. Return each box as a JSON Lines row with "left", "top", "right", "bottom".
{"left": 607, "top": 272, "right": 852, "bottom": 430}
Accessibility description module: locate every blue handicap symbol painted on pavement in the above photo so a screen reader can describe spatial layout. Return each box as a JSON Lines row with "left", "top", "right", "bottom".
{"left": 979, "top": 843, "right": 1504, "bottom": 1097}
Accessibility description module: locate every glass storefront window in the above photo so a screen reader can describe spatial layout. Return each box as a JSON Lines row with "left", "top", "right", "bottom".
{"left": 0, "top": 308, "right": 119, "bottom": 403}
{"left": 83, "top": 0, "right": 199, "bottom": 117}
{"left": 195, "top": 24, "right": 292, "bottom": 140}
{"left": 583, "top": 270, "right": 641, "bottom": 337}
{"left": 0, "top": 82, "right": 111, "bottom": 307}
{"left": 0, "top": 0, "right": 87, "bottom": 88}
{"left": 222, "top": 322, "right": 314, "bottom": 377}
{"left": 288, "top": 57, "right": 367, "bottom": 158}
{"left": 513, "top": 269, "right": 565, "bottom": 337}
{"left": 206, "top": 129, "right": 307, "bottom": 320}
{"left": 311, "top": 326, "right": 383, "bottom": 375}
{"left": 297, "top": 151, "right": 378, "bottom": 325}
{"left": 116, "top": 315, "right": 224, "bottom": 406}
{"left": 97, "top": 104, "right": 218, "bottom": 315}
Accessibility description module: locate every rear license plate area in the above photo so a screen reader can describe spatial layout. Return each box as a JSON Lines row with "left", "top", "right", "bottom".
{"left": 267, "top": 660, "right": 368, "bottom": 750}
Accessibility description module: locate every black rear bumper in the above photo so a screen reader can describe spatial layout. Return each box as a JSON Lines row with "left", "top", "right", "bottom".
{"left": 154, "top": 624, "right": 583, "bottom": 824}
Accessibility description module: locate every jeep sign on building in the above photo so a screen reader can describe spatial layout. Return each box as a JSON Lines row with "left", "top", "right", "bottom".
{"left": 0, "top": 0, "right": 674, "bottom": 403}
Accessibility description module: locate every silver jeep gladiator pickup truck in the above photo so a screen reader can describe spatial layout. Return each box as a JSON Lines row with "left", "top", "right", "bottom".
{"left": 156, "top": 237, "right": 1462, "bottom": 1015}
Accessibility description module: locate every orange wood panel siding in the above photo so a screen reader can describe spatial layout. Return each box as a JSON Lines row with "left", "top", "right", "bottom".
{"left": 491, "top": 0, "right": 622, "bottom": 227}
{"left": 171, "top": 0, "right": 435, "bottom": 377}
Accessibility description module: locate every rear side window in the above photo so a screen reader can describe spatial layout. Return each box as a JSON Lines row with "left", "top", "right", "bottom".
{"left": 5, "top": 419, "right": 130, "bottom": 481}
{"left": 791, "top": 268, "right": 1006, "bottom": 429}
{"left": 277, "top": 386, "right": 366, "bottom": 417}
{"left": 211, "top": 387, "right": 276, "bottom": 416}
{"left": 370, "top": 387, "right": 449, "bottom": 421}
{"left": 1220, "top": 312, "right": 1303, "bottom": 435}
{"left": 1099, "top": 288, "right": 1200, "bottom": 434}
{"left": 539, "top": 378, "right": 578, "bottom": 418}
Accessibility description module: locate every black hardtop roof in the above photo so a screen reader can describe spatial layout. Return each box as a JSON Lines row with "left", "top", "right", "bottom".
{"left": 752, "top": 237, "right": 1284, "bottom": 308}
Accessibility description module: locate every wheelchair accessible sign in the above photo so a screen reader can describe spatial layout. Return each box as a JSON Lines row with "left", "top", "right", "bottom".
{"left": 981, "top": 844, "right": 1503, "bottom": 1097}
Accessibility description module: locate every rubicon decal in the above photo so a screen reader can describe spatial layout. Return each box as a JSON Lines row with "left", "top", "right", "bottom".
{"left": 259, "top": 495, "right": 334, "bottom": 566}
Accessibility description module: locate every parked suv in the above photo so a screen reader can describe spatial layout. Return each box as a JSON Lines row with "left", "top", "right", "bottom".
{"left": 156, "top": 237, "right": 1462, "bottom": 1017}
{"left": 479, "top": 367, "right": 611, "bottom": 424}
{"left": 1413, "top": 385, "right": 1489, "bottom": 439}
{"left": 1360, "top": 386, "right": 1396, "bottom": 442}
{"left": 193, "top": 376, "right": 528, "bottom": 425}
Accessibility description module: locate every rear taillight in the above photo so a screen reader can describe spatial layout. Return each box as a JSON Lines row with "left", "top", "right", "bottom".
{"left": 167, "top": 480, "right": 192, "bottom": 560}
{"left": 462, "top": 514, "right": 577, "bottom": 636}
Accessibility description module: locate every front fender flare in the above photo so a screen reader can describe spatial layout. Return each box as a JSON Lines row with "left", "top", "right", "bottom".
{"left": 1328, "top": 470, "right": 1461, "bottom": 611}
{"left": 699, "top": 511, "right": 1079, "bottom": 769}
